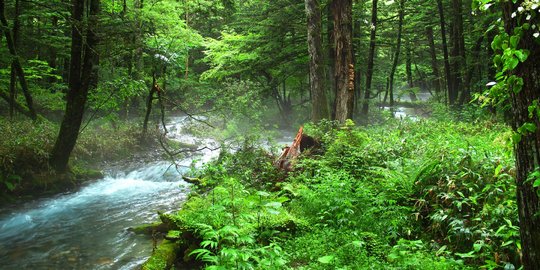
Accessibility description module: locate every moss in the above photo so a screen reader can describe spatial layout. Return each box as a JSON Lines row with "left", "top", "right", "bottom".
{"left": 141, "top": 239, "right": 180, "bottom": 270}
{"left": 71, "top": 166, "right": 104, "bottom": 181}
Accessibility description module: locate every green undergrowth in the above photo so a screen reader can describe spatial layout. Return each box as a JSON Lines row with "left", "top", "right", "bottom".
{"left": 0, "top": 117, "right": 158, "bottom": 198}
{"left": 164, "top": 116, "right": 517, "bottom": 269}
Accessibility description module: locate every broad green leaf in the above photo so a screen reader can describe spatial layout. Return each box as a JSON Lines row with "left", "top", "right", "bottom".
{"left": 514, "top": 50, "right": 529, "bottom": 62}
{"left": 506, "top": 57, "right": 519, "bottom": 71}
{"left": 510, "top": 36, "right": 519, "bottom": 49}
{"left": 491, "top": 35, "right": 503, "bottom": 50}
{"left": 318, "top": 255, "right": 334, "bottom": 264}
{"left": 518, "top": 123, "right": 537, "bottom": 134}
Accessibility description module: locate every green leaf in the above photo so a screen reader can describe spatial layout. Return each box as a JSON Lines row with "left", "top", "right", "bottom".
{"left": 473, "top": 243, "right": 482, "bottom": 252}
{"left": 502, "top": 240, "right": 514, "bottom": 247}
{"left": 318, "top": 255, "right": 334, "bottom": 264}
{"left": 512, "top": 132, "right": 522, "bottom": 144}
{"left": 456, "top": 251, "right": 477, "bottom": 258}
{"left": 491, "top": 35, "right": 503, "bottom": 50}
{"left": 514, "top": 49, "right": 529, "bottom": 62}
{"left": 436, "top": 245, "right": 447, "bottom": 256}
{"left": 506, "top": 57, "right": 519, "bottom": 71}
{"left": 495, "top": 164, "right": 503, "bottom": 177}
{"left": 518, "top": 123, "right": 537, "bottom": 134}
{"left": 265, "top": 202, "right": 282, "bottom": 208}
{"left": 510, "top": 36, "right": 519, "bottom": 49}
{"left": 493, "top": 55, "right": 502, "bottom": 67}
{"left": 4, "top": 181, "right": 15, "bottom": 191}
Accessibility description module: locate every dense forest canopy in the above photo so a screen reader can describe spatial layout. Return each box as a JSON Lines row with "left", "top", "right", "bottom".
{"left": 1, "top": 0, "right": 539, "bottom": 269}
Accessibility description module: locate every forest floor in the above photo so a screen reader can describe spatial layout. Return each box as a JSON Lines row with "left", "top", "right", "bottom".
{"left": 139, "top": 107, "right": 521, "bottom": 269}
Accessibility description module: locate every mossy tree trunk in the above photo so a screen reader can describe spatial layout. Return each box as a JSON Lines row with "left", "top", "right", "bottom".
{"left": 305, "top": 0, "right": 329, "bottom": 122}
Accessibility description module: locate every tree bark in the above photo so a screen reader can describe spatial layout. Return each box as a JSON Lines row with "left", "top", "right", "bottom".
{"left": 459, "top": 35, "right": 483, "bottom": 105}
{"left": 8, "top": 0, "right": 21, "bottom": 118}
{"left": 449, "top": 0, "right": 464, "bottom": 105}
{"left": 361, "top": 0, "right": 377, "bottom": 116}
{"left": 305, "top": 0, "right": 329, "bottom": 122}
{"left": 502, "top": 2, "right": 540, "bottom": 268}
{"left": 0, "top": 0, "right": 37, "bottom": 120}
{"left": 425, "top": 26, "right": 441, "bottom": 94}
{"left": 49, "top": 0, "right": 100, "bottom": 173}
{"left": 326, "top": 3, "right": 335, "bottom": 118}
{"left": 388, "top": 0, "right": 404, "bottom": 107}
{"left": 143, "top": 75, "right": 158, "bottom": 136}
{"left": 331, "top": 0, "right": 354, "bottom": 123}
{"left": 436, "top": 0, "right": 452, "bottom": 105}
{"left": 405, "top": 42, "right": 417, "bottom": 101}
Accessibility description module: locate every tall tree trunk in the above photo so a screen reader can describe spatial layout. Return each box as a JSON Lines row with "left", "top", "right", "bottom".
{"left": 362, "top": 0, "right": 377, "bottom": 116}
{"left": 405, "top": 42, "right": 417, "bottom": 101}
{"left": 353, "top": 18, "right": 361, "bottom": 109}
{"left": 331, "top": 0, "right": 354, "bottom": 123}
{"left": 449, "top": 0, "right": 464, "bottom": 105}
{"left": 122, "top": 0, "right": 127, "bottom": 16}
{"left": 305, "top": 0, "right": 329, "bottom": 122}
{"left": 436, "top": 0, "right": 452, "bottom": 104}
{"left": 49, "top": 0, "right": 100, "bottom": 173}
{"left": 502, "top": 2, "right": 540, "bottom": 268}
{"left": 487, "top": 30, "right": 496, "bottom": 80}
{"left": 8, "top": 0, "right": 21, "bottom": 118}
{"left": 388, "top": 0, "right": 404, "bottom": 107}
{"left": 425, "top": 26, "right": 441, "bottom": 94}
{"left": 326, "top": 3, "right": 335, "bottom": 118}
{"left": 142, "top": 75, "right": 158, "bottom": 136}
{"left": 0, "top": 0, "right": 37, "bottom": 120}
{"left": 459, "top": 35, "right": 483, "bottom": 105}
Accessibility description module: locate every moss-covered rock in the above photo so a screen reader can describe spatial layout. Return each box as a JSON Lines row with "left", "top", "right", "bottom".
{"left": 142, "top": 239, "right": 180, "bottom": 270}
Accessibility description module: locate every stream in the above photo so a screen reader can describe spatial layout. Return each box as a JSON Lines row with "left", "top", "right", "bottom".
{"left": 0, "top": 117, "right": 222, "bottom": 269}
{"left": 383, "top": 90, "right": 431, "bottom": 120}
{"left": 0, "top": 99, "right": 425, "bottom": 269}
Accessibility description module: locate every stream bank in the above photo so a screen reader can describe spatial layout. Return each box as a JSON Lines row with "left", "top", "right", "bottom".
{"left": 0, "top": 116, "right": 220, "bottom": 269}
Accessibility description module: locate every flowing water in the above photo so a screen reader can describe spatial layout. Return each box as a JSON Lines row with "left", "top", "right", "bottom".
{"left": 383, "top": 90, "right": 432, "bottom": 120}
{"left": 0, "top": 116, "right": 221, "bottom": 270}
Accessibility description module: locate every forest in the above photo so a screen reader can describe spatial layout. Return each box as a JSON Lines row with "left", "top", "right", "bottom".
{"left": 0, "top": 0, "right": 539, "bottom": 269}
